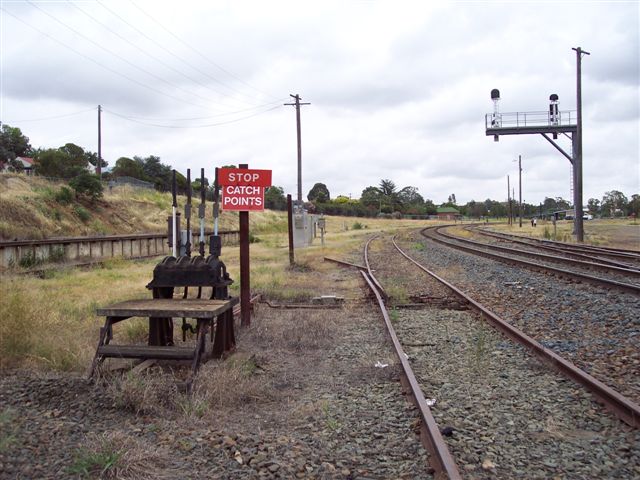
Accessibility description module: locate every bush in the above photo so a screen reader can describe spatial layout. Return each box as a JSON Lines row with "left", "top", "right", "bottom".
{"left": 54, "top": 186, "right": 74, "bottom": 205}
{"left": 352, "top": 221, "right": 363, "bottom": 230}
{"left": 69, "top": 173, "right": 103, "bottom": 202}
{"left": 74, "top": 205, "right": 91, "bottom": 223}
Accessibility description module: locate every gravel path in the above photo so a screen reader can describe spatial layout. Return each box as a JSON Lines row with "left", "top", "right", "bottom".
{"left": 0, "top": 264, "right": 431, "bottom": 479}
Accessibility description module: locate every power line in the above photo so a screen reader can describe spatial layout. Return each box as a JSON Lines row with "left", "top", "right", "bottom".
{"left": 3, "top": 107, "right": 95, "bottom": 123}
{"left": 103, "top": 104, "right": 282, "bottom": 128}
{"left": 130, "top": 0, "right": 279, "bottom": 102}
{"left": 25, "top": 1, "right": 222, "bottom": 110}
{"left": 66, "top": 0, "right": 258, "bottom": 110}
{"left": 1, "top": 7, "right": 210, "bottom": 110}
{"left": 96, "top": 0, "right": 268, "bottom": 106}
{"left": 108, "top": 98, "right": 288, "bottom": 122}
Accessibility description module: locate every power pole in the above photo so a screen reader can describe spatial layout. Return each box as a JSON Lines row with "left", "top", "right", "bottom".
{"left": 284, "top": 94, "right": 310, "bottom": 206}
{"left": 507, "top": 175, "right": 512, "bottom": 225}
{"left": 518, "top": 155, "right": 523, "bottom": 228}
{"left": 572, "top": 46, "right": 589, "bottom": 242}
{"left": 97, "top": 105, "right": 102, "bottom": 178}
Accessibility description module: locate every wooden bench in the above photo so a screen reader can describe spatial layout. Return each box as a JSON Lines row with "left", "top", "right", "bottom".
{"left": 88, "top": 298, "right": 238, "bottom": 382}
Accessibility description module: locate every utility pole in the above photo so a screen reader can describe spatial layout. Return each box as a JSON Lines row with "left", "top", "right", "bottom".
{"left": 518, "top": 155, "right": 523, "bottom": 228}
{"left": 284, "top": 94, "right": 310, "bottom": 206}
{"left": 572, "top": 46, "right": 589, "bottom": 242}
{"left": 97, "top": 105, "right": 102, "bottom": 178}
{"left": 507, "top": 175, "right": 512, "bottom": 225}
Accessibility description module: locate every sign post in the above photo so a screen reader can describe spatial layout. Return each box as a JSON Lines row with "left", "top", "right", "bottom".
{"left": 218, "top": 165, "right": 272, "bottom": 327}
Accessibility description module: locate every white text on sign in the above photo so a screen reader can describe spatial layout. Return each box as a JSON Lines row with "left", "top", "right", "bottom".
{"left": 222, "top": 185, "right": 265, "bottom": 211}
{"left": 218, "top": 168, "right": 272, "bottom": 187}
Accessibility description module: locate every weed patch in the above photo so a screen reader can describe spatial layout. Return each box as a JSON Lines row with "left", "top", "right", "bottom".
{"left": 68, "top": 431, "right": 174, "bottom": 479}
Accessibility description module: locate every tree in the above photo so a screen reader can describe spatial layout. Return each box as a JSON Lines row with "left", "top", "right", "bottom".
{"left": 0, "top": 124, "right": 32, "bottom": 162}
{"left": 587, "top": 198, "right": 600, "bottom": 216}
{"left": 397, "top": 186, "right": 424, "bottom": 206}
{"left": 33, "top": 147, "right": 86, "bottom": 178}
{"left": 112, "top": 157, "right": 146, "bottom": 179}
{"left": 264, "top": 186, "right": 286, "bottom": 210}
{"left": 447, "top": 193, "right": 457, "bottom": 205}
{"left": 628, "top": 194, "right": 640, "bottom": 218}
{"left": 359, "top": 186, "right": 382, "bottom": 207}
{"left": 601, "top": 190, "right": 628, "bottom": 217}
{"left": 307, "top": 183, "right": 330, "bottom": 203}
{"left": 69, "top": 172, "right": 103, "bottom": 202}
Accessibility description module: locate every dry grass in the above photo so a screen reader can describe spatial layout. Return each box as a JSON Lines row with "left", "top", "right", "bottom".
{"left": 243, "top": 309, "right": 338, "bottom": 352}
{"left": 105, "top": 368, "right": 180, "bottom": 415}
{"left": 0, "top": 260, "right": 154, "bottom": 371}
{"left": 0, "top": 201, "right": 431, "bottom": 373}
{"left": 68, "top": 431, "right": 175, "bottom": 479}
{"left": 488, "top": 218, "right": 640, "bottom": 250}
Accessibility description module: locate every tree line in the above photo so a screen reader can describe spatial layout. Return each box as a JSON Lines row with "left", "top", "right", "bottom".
{"left": 2, "top": 123, "right": 638, "bottom": 217}
{"left": 262, "top": 180, "right": 639, "bottom": 219}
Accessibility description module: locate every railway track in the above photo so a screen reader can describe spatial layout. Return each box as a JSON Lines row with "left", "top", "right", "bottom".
{"left": 472, "top": 227, "right": 640, "bottom": 266}
{"left": 422, "top": 225, "right": 640, "bottom": 295}
{"left": 359, "top": 233, "right": 639, "bottom": 479}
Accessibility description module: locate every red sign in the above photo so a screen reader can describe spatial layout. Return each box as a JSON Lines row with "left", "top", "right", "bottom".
{"left": 222, "top": 185, "right": 265, "bottom": 211}
{"left": 218, "top": 168, "right": 272, "bottom": 187}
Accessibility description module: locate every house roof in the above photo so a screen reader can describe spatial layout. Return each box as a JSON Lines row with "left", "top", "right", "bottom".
{"left": 15, "top": 157, "right": 34, "bottom": 167}
{"left": 437, "top": 206, "right": 460, "bottom": 214}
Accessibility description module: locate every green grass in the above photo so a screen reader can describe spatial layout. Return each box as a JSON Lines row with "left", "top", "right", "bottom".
{"left": 0, "top": 409, "right": 18, "bottom": 453}
{"left": 68, "top": 446, "right": 122, "bottom": 478}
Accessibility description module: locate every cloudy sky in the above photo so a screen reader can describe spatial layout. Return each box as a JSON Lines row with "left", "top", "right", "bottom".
{"left": 1, "top": 0, "right": 638, "bottom": 205}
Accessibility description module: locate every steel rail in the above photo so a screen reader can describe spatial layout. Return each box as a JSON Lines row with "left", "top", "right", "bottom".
{"left": 363, "top": 236, "right": 388, "bottom": 301}
{"left": 469, "top": 227, "right": 639, "bottom": 271}
{"left": 475, "top": 227, "right": 640, "bottom": 261}
{"left": 393, "top": 235, "right": 640, "bottom": 428}
{"left": 323, "top": 257, "right": 367, "bottom": 270}
{"left": 439, "top": 227, "right": 640, "bottom": 277}
{"left": 422, "top": 227, "right": 640, "bottom": 295}
{"left": 361, "top": 237, "right": 461, "bottom": 479}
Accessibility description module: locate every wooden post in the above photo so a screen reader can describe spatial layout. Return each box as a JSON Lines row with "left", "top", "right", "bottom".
{"left": 287, "top": 194, "right": 294, "bottom": 266}
{"left": 239, "top": 164, "right": 251, "bottom": 327}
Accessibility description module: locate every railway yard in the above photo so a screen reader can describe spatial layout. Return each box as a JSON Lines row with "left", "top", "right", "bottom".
{"left": 0, "top": 220, "right": 639, "bottom": 479}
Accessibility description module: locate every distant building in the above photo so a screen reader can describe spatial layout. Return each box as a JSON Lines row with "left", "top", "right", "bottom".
{"left": 436, "top": 206, "right": 461, "bottom": 220}
{"left": 0, "top": 156, "right": 34, "bottom": 175}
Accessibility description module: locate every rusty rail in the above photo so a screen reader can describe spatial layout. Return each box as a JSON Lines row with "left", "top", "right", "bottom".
{"left": 393, "top": 235, "right": 640, "bottom": 428}
{"left": 475, "top": 227, "right": 640, "bottom": 261}
{"left": 362, "top": 237, "right": 461, "bottom": 479}
{"left": 323, "top": 257, "right": 367, "bottom": 270}
{"left": 423, "top": 226, "right": 640, "bottom": 295}
{"left": 469, "top": 227, "right": 640, "bottom": 271}
{"left": 442, "top": 227, "right": 640, "bottom": 277}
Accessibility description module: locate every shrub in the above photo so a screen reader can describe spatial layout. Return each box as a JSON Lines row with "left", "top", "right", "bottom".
{"left": 74, "top": 205, "right": 91, "bottom": 223}
{"left": 352, "top": 221, "right": 363, "bottom": 230}
{"left": 69, "top": 173, "right": 103, "bottom": 202}
{"left": 55, "top": 186, "right": 74, "bottom": 205}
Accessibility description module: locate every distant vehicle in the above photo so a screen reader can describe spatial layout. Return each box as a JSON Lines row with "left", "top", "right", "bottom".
{"left": 583, "top": 213, "right": 593, "bottom": 220}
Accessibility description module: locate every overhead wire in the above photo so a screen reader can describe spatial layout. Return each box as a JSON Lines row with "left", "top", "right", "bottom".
{"left": 103, "top": 104, "right": 283, "bottom": 129}
{"left": 3, "top": 107, "right": 95, "bottom": 123}
{"left": 1, "top": 7, "right": 214, "bottom": 111}
{"left": 101, "top": 0, "right": 276, "bottom": 103}
{"left": 107, "top": 98, "right": 288, "bottom": 122}
{"left": 66, "top": 0, "right": 259, "bottom": 110}
{"left": 24, "top": 1, "right": 239, "bottom": 111}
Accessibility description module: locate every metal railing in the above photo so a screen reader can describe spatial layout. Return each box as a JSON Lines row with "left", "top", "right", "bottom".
{"left": 486, "top": 110, "right": 576, "bottom": 129}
